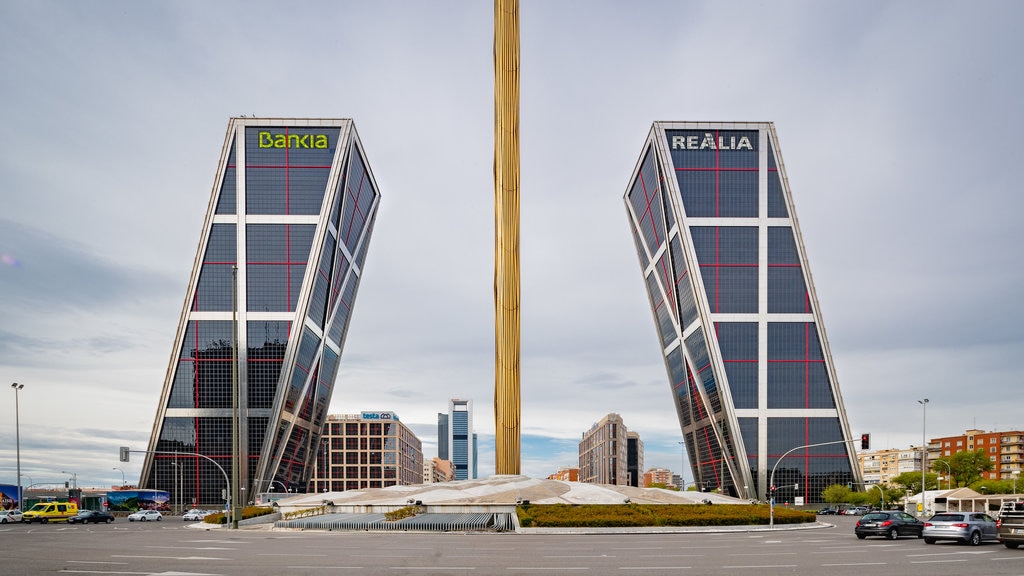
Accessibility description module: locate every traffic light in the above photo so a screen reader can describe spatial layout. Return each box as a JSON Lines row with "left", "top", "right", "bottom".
{"left": 861, "top": 433, "right": 870, "bottom": 450}
{"left": 119, "top": 446, "right": 130, "bottom": 462}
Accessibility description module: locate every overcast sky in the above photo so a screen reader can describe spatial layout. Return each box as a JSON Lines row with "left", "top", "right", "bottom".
{"left": 2, "top": 1, "right": 1022, "bottom": 492}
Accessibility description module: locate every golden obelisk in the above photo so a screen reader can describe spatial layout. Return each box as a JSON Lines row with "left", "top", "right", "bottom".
{"left": 494, "top": 0, "right": 521, "bottom": 475}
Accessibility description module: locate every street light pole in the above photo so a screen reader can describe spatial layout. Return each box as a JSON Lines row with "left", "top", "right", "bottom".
{"left": 11, "top": 383, "right": 24, "bottom": 511}
{"left": 918, "top": 398, "right": 929, "bottom": 516}
{"left": 678, "top": 441, "right": 686, "bottom": 490}
{"left": 113, "top": 467, "right": 125, "bottom": 487}
{"left": 1013, "top": 470, "right": 1020, "bottom": 495}
{"left": 61, "top": 470, "right": 77, "bottom": 490}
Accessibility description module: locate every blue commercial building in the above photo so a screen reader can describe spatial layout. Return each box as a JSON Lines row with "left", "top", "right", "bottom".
{"left": 624, "top": 122, "right": 861, "bottom": 503}
{"left": 447, "top": 399, "right": 475, "bottom": 480}
{"left": 141, "top": 118, "right": 382, "bottom": 506}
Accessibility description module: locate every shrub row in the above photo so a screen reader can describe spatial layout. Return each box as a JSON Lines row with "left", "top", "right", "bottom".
{"left": 203, "top": 506, "right": 275, "bottom": 524}
{"left": 516, "top": 503, "right": 814, "bottom": 528}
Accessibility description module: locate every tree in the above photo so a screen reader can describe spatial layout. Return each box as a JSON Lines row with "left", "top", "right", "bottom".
{"left": 821, "top": 484, "right": 852, "bottom": 505}
{"left": 891, "top": 471, "right": 939, "bottom": 493}
{"left": 949, "top": 449, "right": 995, "bottom": 486}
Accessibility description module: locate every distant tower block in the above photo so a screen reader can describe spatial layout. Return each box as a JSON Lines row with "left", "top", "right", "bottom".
{"left": 624, "top": 122, "right": 861, "bottom": 503}
{"left": 141, "top": 118, "right": 382, "bottom": 504}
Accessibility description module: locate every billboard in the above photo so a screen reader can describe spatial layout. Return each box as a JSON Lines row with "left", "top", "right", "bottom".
{"left": 106, "top": 490, "right": 170, "bottom": 512}
{"left": 0, "top": 484, "right": 19, "bottom": 510}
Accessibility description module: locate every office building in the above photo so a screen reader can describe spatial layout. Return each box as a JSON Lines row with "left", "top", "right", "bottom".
{"left": 579, "top": 413, "right": 643, "bottom": 486}
{"left": 308, "top": 412, "right": 423, "bottom": 492}
{"left": 141, "top": 118, "right": 382, "bottom": 505}
{"left": 447, "top": 399, "right": 475, "bottom": 480}
{"left": 624, "top": 122, "right": 860, "bottom": 503}
{"left": 437, "top": 413, "right": 449, "bottom": 460}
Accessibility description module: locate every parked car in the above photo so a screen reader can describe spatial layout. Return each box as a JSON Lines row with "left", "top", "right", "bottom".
{"left": 127, "top": 510, "right": 163, "bottom": 522}
{"left": 182, "top": 509, "right": 207, "bottom": 521}
{"left": 923, "top": 511, "right": 999, "bottom": 545}
{"left": 67, "top": 510, "right": 115, "bottom": 524}
{"left": 817, "top": 507, "right": 839, "bottom": 515}
{"left": 0, "top": 509, "right": 23, "bottom": 523}
{"left": 997, "top": 501, "right": 1024, "bottom": 549}
{"left": 855, "top": 511, "right": 924, "bottom": 540}
{"left": 845, "top": 506, "right": 869, "bottom": 515}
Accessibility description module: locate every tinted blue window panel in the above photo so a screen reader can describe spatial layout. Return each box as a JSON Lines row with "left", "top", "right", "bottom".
{"left": 669, "top": 236, "right": 698, "bottom": 328}
{"left": 738, "top": 417, "right": 759, "bottom": 492}
{"left": 691, "top": 226, "right": 758, "bottom": 264}
{"left": 646, "top": 271, "right": 676, "bottom": 348}
{"left": 667, "top": 347, "right": 691, "bottom": 427}
{"left": 717, "top": 322, "right": 758, "bottom": 409}
{"left": 677, "top": 170, "right": 716, "bottom": 217}
{"left": 768, "top": 266, "right": 808, "bottom": 313}
{"left": 215, "top": 143, "right": 236, "bottom": 215}
{"left": 180, "top": 320, "right": 234, "bottom": 409}
{"left": 286, "top": 168, "right": 330, "bottom": 215}
{"left": 339, "top": 149, "right": 376, "bottom": 257}
{"left": 247, "top": 321, "right": 288, "bottom": 410}
{"left": 194, "top": 224, "right": 236, "bottom": 312}
{"left": 716, "top": 171, "right": 758, "bottom": 217}
{"left": 247, "top": 224, "right": 314, "bottom": 312}
{"left": 768, "top": 323, "right": 823, "bottom": 360}
{"left": 684, "top": 329, "right": 721, "bottom": 414}
{"left": 767, "top": 145, "right": 789, "bottom": 218}
{"left": 767, "top": 227, "right": 799, "bottom": 263}
{"left": 767, "top": 417, "right": 852, "bottom": 504}
{"left": 700, "top": 266, "right": 758, "bottom": 313}
{"left": 627, "top": 149, "right": 666, "bottom": 258}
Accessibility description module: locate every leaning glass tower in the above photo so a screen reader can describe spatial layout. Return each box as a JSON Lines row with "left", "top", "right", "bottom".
{"left": 624, "top": 122, "right": 861, "bottom": 503}
{"left": 141, "top": 118, "right": 381, "bottom": 506}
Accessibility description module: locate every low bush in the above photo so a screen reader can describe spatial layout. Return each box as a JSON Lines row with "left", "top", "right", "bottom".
{"left": 516, "top": 503, "right": 814, "bottom": 528}
{"left": 203, "top": 506, "right": 275, "bottom": 525}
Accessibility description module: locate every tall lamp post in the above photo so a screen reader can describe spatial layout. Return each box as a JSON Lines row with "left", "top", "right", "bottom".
{"left": 918, "top": 398, "right": 929, "bottom": 515}
{"left": 11, "top": 383, "right": 24, "bottom": 511}
{"left": 113, "top": 467, "right": 125, "bottom": 487}
{"left": 678, "top": 441, "right": 686, "bottom": 490}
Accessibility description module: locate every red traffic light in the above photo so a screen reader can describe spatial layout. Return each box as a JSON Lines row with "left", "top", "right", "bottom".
{"left": 861, "top": 433, "right": 870, "bottom": 449}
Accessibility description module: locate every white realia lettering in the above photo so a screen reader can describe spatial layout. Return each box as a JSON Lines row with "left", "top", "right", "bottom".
{"left": 671, "top": 132, "right": 753, "bottom": 151}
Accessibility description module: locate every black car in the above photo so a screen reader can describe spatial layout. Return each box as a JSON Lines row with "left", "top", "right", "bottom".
{"left": 67, "top": 510, "right": 115, "bottom": 524}
{"left": 855, "top": 511, "right": 924, "bottom": 540}
{"left": 817, "top": 507, "right": 839, "bottom": 515}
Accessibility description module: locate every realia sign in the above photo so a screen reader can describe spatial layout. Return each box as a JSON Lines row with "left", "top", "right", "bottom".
{"left": 671, "top": 132, "right": 754, "bottom": 151}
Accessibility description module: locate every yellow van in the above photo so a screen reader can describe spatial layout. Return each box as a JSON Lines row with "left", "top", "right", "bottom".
{"left": 21, "top": 501, "right": 78, "bottom": 523}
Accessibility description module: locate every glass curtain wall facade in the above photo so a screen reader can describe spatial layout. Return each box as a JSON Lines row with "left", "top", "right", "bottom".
{"left": 141, "top": 118, "right": 381, "bottom": 506}
{"left": 448, "top": 399, "right": 474, "bottom": 480}
{"left": 624, "top": 122, "right": 860, "bottom": 503}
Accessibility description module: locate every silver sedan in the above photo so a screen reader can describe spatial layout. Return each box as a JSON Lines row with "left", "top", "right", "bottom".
{"left": 923, "top": 512, "right": 999, "bottom": 545}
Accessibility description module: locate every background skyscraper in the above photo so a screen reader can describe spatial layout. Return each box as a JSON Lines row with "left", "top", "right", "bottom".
{"left": 624, "top": 122, "right": 860, "bottom": 503}
{"left": 141, "top": 118, "right": 382, "bottom": 505}
{"left": 437, "top": 413, "right": 449, "bottom": 460}
{"left": 447, "top": 399, "right": 475, "bottom": 480}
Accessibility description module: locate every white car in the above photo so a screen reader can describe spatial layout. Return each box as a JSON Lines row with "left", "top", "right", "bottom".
{"left": 0, "top": 509, "right": 23, "bottom": 523}
{"left": 127, "top": 510, "right": 163, "bottom": 522}
{"left": 182, "top": 509, "right": 206, "bottom": 521}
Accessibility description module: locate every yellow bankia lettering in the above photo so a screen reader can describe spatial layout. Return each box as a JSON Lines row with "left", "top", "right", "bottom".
{"left": 257, "top": 131, "right": 329, "bottom": 149}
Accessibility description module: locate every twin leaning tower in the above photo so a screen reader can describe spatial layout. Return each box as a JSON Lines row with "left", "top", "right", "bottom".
{"left": 141, "top": 4, "right": 860, "bottom": 506}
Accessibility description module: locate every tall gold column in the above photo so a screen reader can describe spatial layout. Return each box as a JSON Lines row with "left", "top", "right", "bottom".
{"left": 494, "top": 0, "right": 521, "bottom": 475}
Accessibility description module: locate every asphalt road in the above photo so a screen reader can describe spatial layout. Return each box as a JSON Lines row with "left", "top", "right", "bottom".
{"left": 2, "top": 515, "right": 1023, "bottom": 575}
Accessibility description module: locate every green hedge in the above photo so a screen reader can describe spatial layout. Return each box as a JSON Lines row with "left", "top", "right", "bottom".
{"left": 516, "top": 503, "right": 814, "bottom": 528}
{"left": 203, "top": 506, "right": 275, "bottom": 525}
